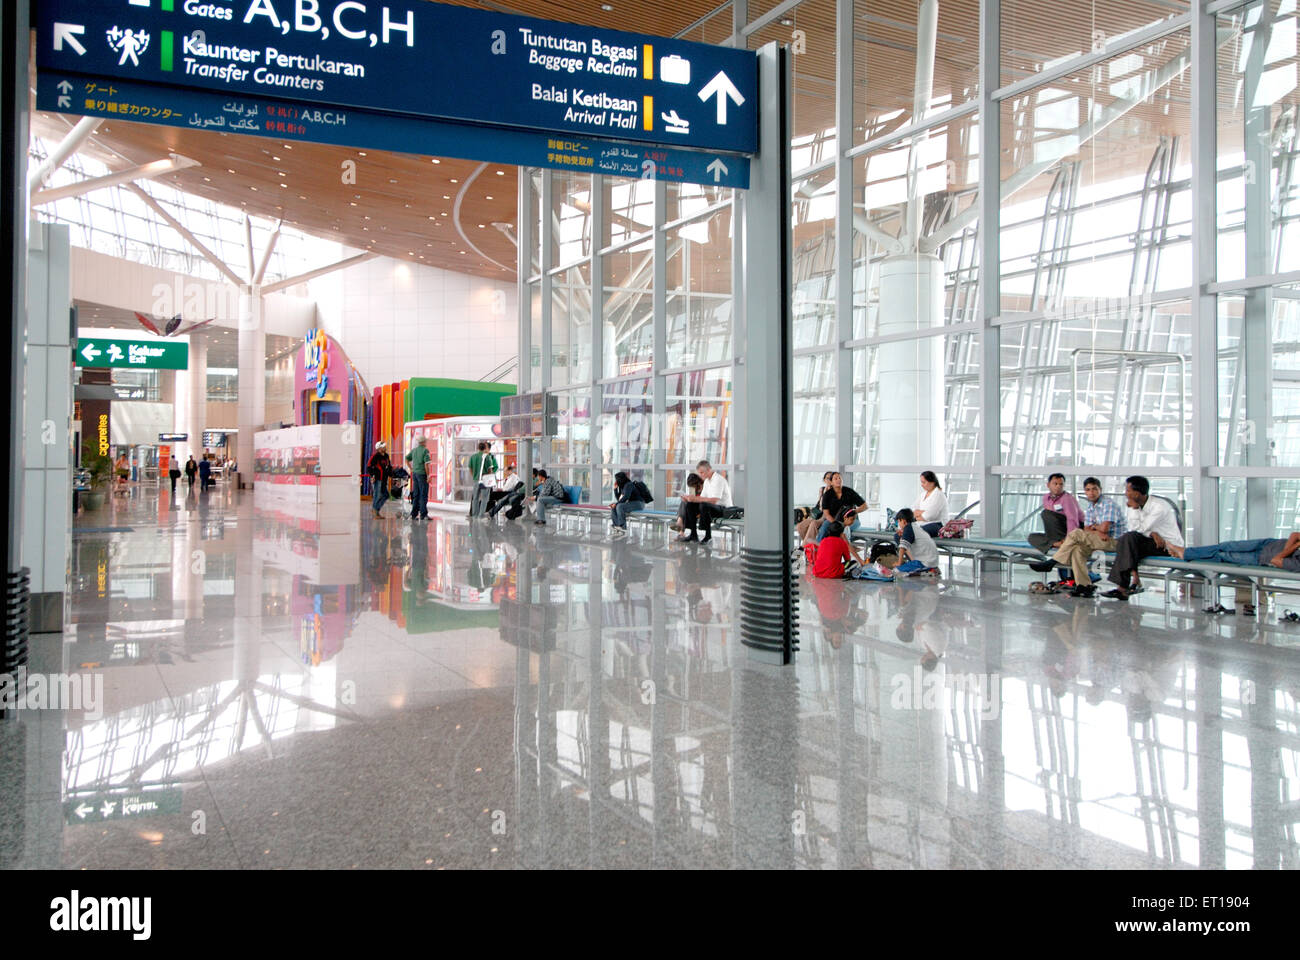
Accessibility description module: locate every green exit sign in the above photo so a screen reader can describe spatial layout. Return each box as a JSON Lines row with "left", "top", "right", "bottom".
{"left": 76, "top": 337, "right": 188, "bottom": 370}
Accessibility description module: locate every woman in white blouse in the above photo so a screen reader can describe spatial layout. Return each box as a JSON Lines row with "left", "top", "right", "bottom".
{"left": 912, "top": 471, "right": 948, "bottom": 537}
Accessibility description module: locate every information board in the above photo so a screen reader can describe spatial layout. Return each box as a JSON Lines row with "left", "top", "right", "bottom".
{"left": 36, "top": 0, "right": 758, "bottom": 155}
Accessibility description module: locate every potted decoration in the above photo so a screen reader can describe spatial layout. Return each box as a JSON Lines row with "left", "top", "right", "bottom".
{"left": 80, "top": 445, "right": 114, "bottom": 511}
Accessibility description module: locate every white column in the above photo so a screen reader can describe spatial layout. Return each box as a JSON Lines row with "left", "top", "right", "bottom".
{"left": 236, "top": 287, "right": 266, "bottom": 483}
{"left": 22, "top": 223, "right": 72, "bottom": 632}
{"left": 876, "top": 254, "right": 944, "bottom": 512}
{"left": 180, "top": 332, "right": 207, "bottom": 458}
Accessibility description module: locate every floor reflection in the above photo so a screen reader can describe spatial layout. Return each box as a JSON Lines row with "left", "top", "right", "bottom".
{"left": 0, "top": 486, "right": 1296, "bottom": 869}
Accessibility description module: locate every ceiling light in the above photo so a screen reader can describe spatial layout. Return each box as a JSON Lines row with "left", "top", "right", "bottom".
{"left": 389, "top": 178, "right": 398, "bottom": 184}
{"left": 358, "top": 151, "right": 366, "bottom": 157}
{"left": 277, "top": 171, "right": 286, "bottom": 176}
{"left": 485, "top": 195, "right": 493, "bottom": 200}
{"left": 227, "top": 169, "right": 236, "bottom": 174}
{"left": 601, "top": 3, "right": 613, "bottom": 9}
{"left": 496, "top": 170, "right": 505, "bottom": 176}
{"left": 478, "top": 224, "right": 485, "bottom": 228}
{"left": 272, "top": 156, "right": 281, "bottom": 161}
{"left": 450, "top": 179, "right": 458, "bottom": 183}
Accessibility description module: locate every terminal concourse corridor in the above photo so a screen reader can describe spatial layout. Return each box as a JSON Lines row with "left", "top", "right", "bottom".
{"left": 1, "top": 488, "right": 1298, "bottom": 870}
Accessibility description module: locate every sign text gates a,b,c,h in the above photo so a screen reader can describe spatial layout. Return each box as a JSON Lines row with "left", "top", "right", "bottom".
{"left": 35, "top": 0, "right": 758, "bottom": 156}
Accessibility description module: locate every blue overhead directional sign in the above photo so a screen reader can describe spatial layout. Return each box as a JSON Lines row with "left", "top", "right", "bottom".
{"left": 36, "top": 0, "right": 759, "bottom": 155}
{"left": 38, "top": 71, "right": 749, "bottom": 188}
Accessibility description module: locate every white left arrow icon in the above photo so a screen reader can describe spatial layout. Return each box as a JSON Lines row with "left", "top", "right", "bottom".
{"left": 80, "top": 343, "right": 101, "bottom": 363}
{"left": 53, "top": 23, "right": 87, "bottom": 56}
{"left": 698, "top": 70, "right": 745, "bottom": 125}
{"left": 73, "top": 802, "right": 93, "bottom": 820}
{"left": 707, "top": 158, "right": 728, "bottom": 183}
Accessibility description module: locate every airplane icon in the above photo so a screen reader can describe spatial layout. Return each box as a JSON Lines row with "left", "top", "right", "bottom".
{"left": 661, "top": 110, "right": 690, "bottom": 134}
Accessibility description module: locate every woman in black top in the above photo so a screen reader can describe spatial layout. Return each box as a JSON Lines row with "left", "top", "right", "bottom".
{"left": 817, "top": 473, "right": 866, "bottom": 541}
{"left": 798, "top": 471, "right": 835, "bottom": 544}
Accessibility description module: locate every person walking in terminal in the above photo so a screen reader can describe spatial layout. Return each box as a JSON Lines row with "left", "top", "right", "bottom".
{"left": 368, "top": 441, "right": 392, "bottom": 517}
{"left": 184, "top": 455, "right": 197, "bottom": 489}
{"left": 817, "top": 472, "right": 865, "bottom": 541}
{"left": 894, "top": 507, "right": 939, "bottom": 574}
{"left": 1030, "top": 477, "right": 1127, "bottom": 596}
{"left": 406, "top": 435, "right": 431, "bottom": 521}
{"left": 1102, "top": 475, "right": 1183, "bottom": 601}
{"left": 198, "top": 454, "right": 212, "bottom": 492}
{"left": 531, "top": 469, "right": 566, "bottom": 526}
{"left": 1028, "top": 472, "right": 1084, "bottom": 553}
{"left": 467, "top": 441, "right": 498, "bottom": 518}
{"left": 912, "top": 471, "right": 948, "bottom": 538}
{"left": 678, "top": 460, "right": 733, "bottom": 544}
{"left": 609, "top": 471, "right": 653, "bottom": 537}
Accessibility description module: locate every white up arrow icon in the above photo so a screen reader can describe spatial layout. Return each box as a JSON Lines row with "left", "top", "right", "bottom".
{"left": 80, "top": 343, "right": 102, "bottom": 363}
{"left": 53, "top": 23, "right": 87, "bottom": 56}
{"left": 57, "top": 80, "right": 73, "bottom": 109}
{"left": 707, "top": 158, "right": 728, "bottom": 183}
{"left": 698, "top": 71, "right": 745, "bottom": 125}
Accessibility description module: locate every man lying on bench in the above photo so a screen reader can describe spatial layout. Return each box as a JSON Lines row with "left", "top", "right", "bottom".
{"left": 1165, "top": 532, "right": 1300, "bottom": 617}
{"left": 1166, "top": 531, "right": 1300, "bottom": 569}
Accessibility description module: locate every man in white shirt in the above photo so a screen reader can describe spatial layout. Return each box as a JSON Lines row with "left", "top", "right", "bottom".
{"left": 485, "top": 464, "right": 525, "bottom": 520}
{"left": 678, "top": 459, "right": 733, "bottom": 544}
{"left": 1103, "top": 474, "right": 1184, "bottom": 601}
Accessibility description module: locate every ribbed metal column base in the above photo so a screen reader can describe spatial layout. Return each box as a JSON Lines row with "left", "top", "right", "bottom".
{"left": 739, "top": 548, "right": 798, "bottom": 664}
{"left": 4, "top": 566, "right": 29, "bottom": 670}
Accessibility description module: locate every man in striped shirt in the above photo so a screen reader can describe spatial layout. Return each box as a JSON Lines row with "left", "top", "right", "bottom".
{"left": 1030, "top": 477, "right": 1127, "bottom": 597}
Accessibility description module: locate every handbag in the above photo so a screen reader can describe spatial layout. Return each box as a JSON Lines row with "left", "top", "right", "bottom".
{"left": 938, "top": 518, "right": 973, "bottom": 539}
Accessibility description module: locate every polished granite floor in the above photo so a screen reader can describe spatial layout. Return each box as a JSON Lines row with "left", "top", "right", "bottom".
{"left": 2, "top": 482, "right": 1298, "bottom": 869}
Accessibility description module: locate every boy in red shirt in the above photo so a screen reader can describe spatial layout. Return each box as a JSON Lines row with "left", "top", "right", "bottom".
{"left": 812, "top": 521, "right": 865, "bottom": 579}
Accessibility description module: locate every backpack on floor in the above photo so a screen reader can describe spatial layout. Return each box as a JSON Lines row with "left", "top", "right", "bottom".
{"left": 869, "top": 541, "right": 899, "bottom": 563}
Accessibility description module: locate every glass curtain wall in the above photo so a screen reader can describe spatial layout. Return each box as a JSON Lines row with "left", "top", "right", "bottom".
{"left": 518, "top": 0, "right": 1300, "bottom": 540}
{"left": 509, "top": 0, "right": 1297, "bottom": 871}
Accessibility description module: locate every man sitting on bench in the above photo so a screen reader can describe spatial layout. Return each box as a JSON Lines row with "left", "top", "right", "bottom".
{"left": 1029, "top": 476, "right": 1127, "bottom": 597}
{"left": 1028, "top": 472, "right": 1084, "bottom": 554}
{"left": 1102, "top": 475, "right": 1183, "bottom": 602}
{"left": 677, "top": 460, "right": 732, "bottom": 544}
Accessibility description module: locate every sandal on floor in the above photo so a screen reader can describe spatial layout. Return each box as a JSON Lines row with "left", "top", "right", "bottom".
{"left": 1280, "top": 610, "right": 1298, "bottom": 623}
{"left": 1029, "top": 582, "right": 1050, "bottom": 595}
{"left": 1240, "top": 604, "right": 1256, "bottom": 617}
{"left": 1203, "top": 603, "right": 1229, "bottom": 614}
